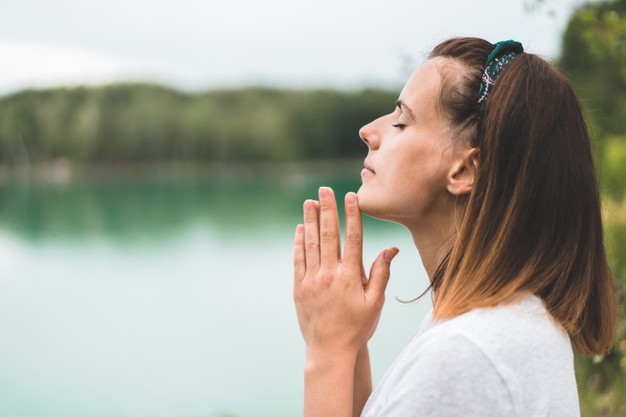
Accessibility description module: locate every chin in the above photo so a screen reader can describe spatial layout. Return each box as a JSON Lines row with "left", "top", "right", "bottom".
{"left": 357, "top": 186, "right": 410, "bottom": 226}
{"left": 357, "top": 187, "right": 389, "bottom": 221}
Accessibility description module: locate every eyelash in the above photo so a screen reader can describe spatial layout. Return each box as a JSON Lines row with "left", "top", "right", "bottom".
{"left": 392, "top": 123, "right": 406, "bottom": 129}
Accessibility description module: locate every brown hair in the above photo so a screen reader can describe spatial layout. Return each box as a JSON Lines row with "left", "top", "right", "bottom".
{"left": 428, "top": 37, "right": 617, "bottom": 355}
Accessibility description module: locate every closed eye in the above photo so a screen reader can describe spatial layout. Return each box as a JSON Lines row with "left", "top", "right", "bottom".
{"left": 392, "top": 123, "right": 406, "bottom": 129}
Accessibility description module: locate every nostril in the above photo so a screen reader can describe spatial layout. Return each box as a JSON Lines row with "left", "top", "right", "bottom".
{"left": 358, "top": 125, "right": 370, "bottom": 145}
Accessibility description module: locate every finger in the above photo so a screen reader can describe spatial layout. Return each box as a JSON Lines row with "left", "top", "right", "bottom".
{"left": 343, "top": 192, "right": 363, "bottom": 269}
{"left": 366, "top": 247, "right": 399, "bottom": 298}
{"left": 303, "top": 199, "right": 320, "bottom": 272}
{"left": 293, "top": 224, "right": 306, "bottom": 284}
{"left": 318, "top": 186, "right": 341, "bottom": 264}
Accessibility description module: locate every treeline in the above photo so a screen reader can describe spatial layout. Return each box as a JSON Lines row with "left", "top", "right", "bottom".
{"left": 559, "top": 1, "right": 626, "bottom": 415}
{"left": 560, "top": 0, "right": 626, "bottom": 201}
{"left": 0, "top": 85, "right": 396, "bottom": 164}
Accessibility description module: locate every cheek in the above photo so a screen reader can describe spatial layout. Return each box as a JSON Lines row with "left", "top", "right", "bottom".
{"left": 357, "top": 137, "right": 451, "bottom": 219}
{"left": 390, "top": 146, "right": 451, "bottom": 204}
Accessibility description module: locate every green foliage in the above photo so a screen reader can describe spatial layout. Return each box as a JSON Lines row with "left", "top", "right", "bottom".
{"left": 578, "top": 195, "right": 626, "bottom": 417}
{"left": 602, "top": 136, "right": 626, "bottom": 199}
{"left": 560, "top": 0, "right": 626, "bottom": 141}
{"left": 0, "top": 84, "right": 396, "bottom": 165}
{"left": 560, "top": 1, "right": 626, "bottom": 416}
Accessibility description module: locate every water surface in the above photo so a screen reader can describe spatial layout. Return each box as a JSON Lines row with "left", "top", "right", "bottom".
{"left": 0, "top": 168, "right": 430, "bottom": 417}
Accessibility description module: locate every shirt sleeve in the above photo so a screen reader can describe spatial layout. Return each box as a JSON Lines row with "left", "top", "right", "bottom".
{"left": 372, "top": 332, "right": 518, "bottom": 417}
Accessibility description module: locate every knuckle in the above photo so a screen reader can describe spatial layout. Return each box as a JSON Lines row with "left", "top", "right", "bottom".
{"left": 320, "top": 230, "right": 338, "bottom": 242}
{"left": 293, "top": 277, "right": 315, "bottom": 298}
{"left": 293, "top": 255, "right": 305, "bottom": 268}
{"left": 319, "top": 269, "right": 335, "bottom": 285}
{"left": 345, "top": 232, "right": 362, "bottom": 245}
{"left": 346, "top": 207, "right": 359, "bottom": 216}
{"left": 293, "top": 284, "right": 305, "bottom": 300}
{"left": 305, "top": 240, "right": 319, "bottom": 251}
{"left": 319, "top": 200, "right": 335, "bottom": 211}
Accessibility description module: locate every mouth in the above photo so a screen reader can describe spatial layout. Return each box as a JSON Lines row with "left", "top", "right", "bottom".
{"left": 361, "top": 161, "right": 375, "bottom": 177}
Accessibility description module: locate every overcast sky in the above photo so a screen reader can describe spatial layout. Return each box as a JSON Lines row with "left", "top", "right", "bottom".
{"left": 0, "top": 0, "right": 584, "bottom": 95}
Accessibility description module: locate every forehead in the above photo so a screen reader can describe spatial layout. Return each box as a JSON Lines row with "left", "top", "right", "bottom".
{"left": 398, "top": 58, "right": 447, "bottom": 112}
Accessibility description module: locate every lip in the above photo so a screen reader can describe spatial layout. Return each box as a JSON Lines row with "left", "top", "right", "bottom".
{"left": 363, "top": 160, "right": 375, "bottom": 174}
{"left": 361, "top": 161, "right": 375, "bottom": 178}
{"left": 360, "top": 168, "right": 374, "bottom": 178}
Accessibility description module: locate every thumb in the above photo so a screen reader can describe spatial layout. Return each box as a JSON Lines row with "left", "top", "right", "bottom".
{"left": 366, "top": 247, "right": 399, "bottom": 297}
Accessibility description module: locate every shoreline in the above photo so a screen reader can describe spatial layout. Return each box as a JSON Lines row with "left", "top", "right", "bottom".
{"left": 0, "top": 159, "right": 365, "bottom": 185}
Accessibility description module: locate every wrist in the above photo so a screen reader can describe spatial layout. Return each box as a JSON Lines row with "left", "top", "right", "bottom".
{"left": 305, "top": 347, "right": 359, "bottom": 373}
{"left": 357, "top": 344, "right": 369, "bottom": 357}
{"left": 303, "top": 349, "right": 356, "bottom": 417}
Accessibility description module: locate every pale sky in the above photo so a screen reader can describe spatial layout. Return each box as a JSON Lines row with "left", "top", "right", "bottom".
{"left": 0, "top": 0, "right": 584, "bottom": 95}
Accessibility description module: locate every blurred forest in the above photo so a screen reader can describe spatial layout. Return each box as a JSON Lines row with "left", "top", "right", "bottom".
{"left": 559, "top": 1, "right": 626, "bottom": 415}
{"left": 0, "top": 86, "right": 394, "bottom": 165}
{"left": 0, "top": 0, "right": 625, "bottom": 416}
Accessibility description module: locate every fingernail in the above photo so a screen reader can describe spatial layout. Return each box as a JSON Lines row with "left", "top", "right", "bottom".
{"left": 346, "top": 192, "right": 357, "bottom": 205}
{"left": 304, "top": 200, "right": 315, "bottom": 212}
{"left": 384, "top": 248, "right": 399, "bottom": 263}
{"left": 318, "top": 187, "right": 330, "bottom": 198}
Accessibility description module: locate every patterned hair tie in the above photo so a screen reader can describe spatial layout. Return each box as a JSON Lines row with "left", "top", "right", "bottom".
{"left": 477, "top": 40, "right": 524, "bottom": 104}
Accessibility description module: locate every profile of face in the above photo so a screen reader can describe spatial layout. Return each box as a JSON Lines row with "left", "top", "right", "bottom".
{"left": 357, "top": 57, "right": 475, "bottom": 229}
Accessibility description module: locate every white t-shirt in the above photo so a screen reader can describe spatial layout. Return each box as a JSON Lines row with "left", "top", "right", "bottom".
{"left": 361, "top": 294, "right": 580, "bottom": 417}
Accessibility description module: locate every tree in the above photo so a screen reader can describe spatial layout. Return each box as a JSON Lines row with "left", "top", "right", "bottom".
{"left": 559, "top": 2, "right": 626, "bottom": 416}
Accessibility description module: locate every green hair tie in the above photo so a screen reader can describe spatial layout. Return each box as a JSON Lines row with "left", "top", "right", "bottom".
{"left": 478, "top": 40, "right": 524, "bottom": 104}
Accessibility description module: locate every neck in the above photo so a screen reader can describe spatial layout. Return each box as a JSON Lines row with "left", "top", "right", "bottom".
{"left": 405, "top": 210, "right": 457, "bottom": 281}
{"left": 410, "top": 230, "right": 453, "bottom": 280}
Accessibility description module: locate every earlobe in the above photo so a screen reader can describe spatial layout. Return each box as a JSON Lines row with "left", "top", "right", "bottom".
{"left": 447, "top": 148, "right": 478, "bottom": 196}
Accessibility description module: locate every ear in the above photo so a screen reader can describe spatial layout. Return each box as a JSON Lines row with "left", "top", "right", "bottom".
{"left": 447, "top": 148, "right": 478, "bottom": 196}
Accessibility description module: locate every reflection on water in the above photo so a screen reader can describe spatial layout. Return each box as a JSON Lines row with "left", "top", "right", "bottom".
{"left": 0, "top": 167, "right": 430, "bottom": 417}
{"left": 1, "top": 172, "right": 318, "bottom": 242}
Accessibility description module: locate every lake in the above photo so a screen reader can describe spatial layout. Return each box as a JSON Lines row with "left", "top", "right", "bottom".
{"left": 0, "top": 165, "right": 431, "bottom": 417}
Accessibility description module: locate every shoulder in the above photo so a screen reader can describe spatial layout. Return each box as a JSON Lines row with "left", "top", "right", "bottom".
{"left": 408, "top": 294, "right": 574, "bottom": 414}
{"left": 428, "top": 295, "right": 569, "bottom": 349}
{"left": 407, "top": 330, "right": 517, "bottom": 393}
{"left": 420, "top": 294, "right": 574, "bottom": 385}
{"left": 363, "top": 295, "right": 578, "bottom": 417}
{"left": 368, "top": 331, "right": 519, "bottom": 417}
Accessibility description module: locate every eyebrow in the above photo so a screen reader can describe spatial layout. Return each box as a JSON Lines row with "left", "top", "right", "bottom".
{"left": 396, "top": 100, "right": 415, "bottom": 121}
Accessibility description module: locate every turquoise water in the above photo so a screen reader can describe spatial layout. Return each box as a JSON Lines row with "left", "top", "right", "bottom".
{"left": 0, "top": 168, "right": 430, "bottom": 417}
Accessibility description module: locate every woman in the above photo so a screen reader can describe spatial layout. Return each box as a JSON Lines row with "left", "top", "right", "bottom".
{"left": 292, "top": 37, "right": 617, "bottom": 417}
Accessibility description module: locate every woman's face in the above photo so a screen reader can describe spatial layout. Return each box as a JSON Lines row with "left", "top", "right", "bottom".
{"left": 357, "top": 57, "right": 466, "bottom": 227}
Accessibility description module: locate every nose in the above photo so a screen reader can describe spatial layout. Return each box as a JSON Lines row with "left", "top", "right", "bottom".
{"left": 359, "top": 119, "right": 380, "bottom": 150}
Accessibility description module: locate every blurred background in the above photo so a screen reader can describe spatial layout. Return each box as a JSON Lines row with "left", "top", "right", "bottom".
{"left": 0, "top": 0, "right": 624, "bottom": 416}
